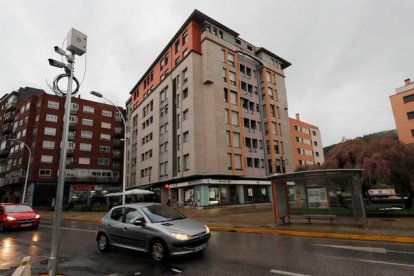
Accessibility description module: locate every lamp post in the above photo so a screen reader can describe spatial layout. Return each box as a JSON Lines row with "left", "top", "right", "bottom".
{"left": 9, "top": 139, "right": 31, "bottom": 204}
{"left": 90, "top": 91, "right": 127, "bottom": 205}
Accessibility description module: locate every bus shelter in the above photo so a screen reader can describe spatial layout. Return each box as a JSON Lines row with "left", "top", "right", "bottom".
{"left": 270, "top": 169, "right": 368, "bottom": 229}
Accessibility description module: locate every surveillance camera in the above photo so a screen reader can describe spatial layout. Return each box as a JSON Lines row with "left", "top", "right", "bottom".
{"left": 48, "top": 58, "right": 66, "bottom": 68}
{"left": 54, "top": 46, "right": 67, "bottom": 56}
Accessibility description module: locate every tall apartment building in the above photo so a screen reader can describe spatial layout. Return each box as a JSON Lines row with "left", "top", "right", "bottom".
{"left": 0, "top": 88, "right": 124, "bottom": 207}
{"left": 127, "top": 10, "right": 294, "bottom": 207}
{"left": 289, "top": 113, "right": 324, "bottom": 169}
{"left": 390, "top": 78, "right": 414, "bottom": 144}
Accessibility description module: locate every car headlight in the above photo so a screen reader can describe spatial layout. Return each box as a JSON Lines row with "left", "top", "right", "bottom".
{"left": 35, "top": 214, "right": 40, "bottom": 219}
{"left": 204, "top": 225, "right": 210, "bottom": 234}
{"left": 6, "top": 216, "right": 16, "bottom": 221}
{"left": 171, "top": 232, "right": 191, "bottom": 241}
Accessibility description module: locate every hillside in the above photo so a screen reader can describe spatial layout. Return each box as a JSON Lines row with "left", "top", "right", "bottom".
{"left": 324, "top": 129, "right": 398, "bottom": 155}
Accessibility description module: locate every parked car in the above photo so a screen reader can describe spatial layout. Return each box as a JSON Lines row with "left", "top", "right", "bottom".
{"left": 96, "top": 203, "right": 210, "bottom": 261}
{"left": 0, "top": 203, "right": 40, "bottom": 231}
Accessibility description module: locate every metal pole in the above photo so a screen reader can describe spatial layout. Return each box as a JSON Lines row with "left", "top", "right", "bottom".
{"left": 22, "top": 144, "right": 31, "bottom": 204}
{"left": 100, "top": 96, "right": 127, "bottom": 205}
{"left": 9, "top": 139, "right": 31, "bottom": 204}
{"left": 48, "top": 59, "right": 74, "bottom": 276}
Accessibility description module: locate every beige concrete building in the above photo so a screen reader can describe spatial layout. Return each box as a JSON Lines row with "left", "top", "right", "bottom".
{"left": 390, "top": 78, "right": 414, "bottom": 144}
{"left": 126, "top": 10, "right": 294, "bottom": 207}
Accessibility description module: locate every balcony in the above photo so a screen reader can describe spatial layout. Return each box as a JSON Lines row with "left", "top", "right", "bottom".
{"left": 2, "top": 123, "right": 12, "bottom": 134}
{"left": 114, "top": 128, "right": 123, "bottom": 137}
{"left": 68, "top": 132, "right": 76, "bottom": 140}
{"left": 112, "top": 151, "right": 122, "bottom": 160}
{"left": 0, "top": 148, "right": 10, "bottom": 158}
{"left": 66, "top": 148, "right": 75, "bottom": 156}
{"left": 113, "top": 140, "right": 122, "bottom": 149}
{"left": 4, "top": 112, "right": 14, "bottom": 123}
{"left": 112, "top": 164, "right": 121, "bottom": 170}
{"left": 70, "top": 108, "right": 78, "bottom": 115}
{"left": 6, "top": 101, "right": 17, "bottom": 111}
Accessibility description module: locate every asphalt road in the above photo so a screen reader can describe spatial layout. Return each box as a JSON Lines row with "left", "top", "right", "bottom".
{"left": 1, "top": 220, "right": 413, "bottom": 276}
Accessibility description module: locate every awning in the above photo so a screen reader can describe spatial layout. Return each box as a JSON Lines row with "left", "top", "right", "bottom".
{"left": 104, "top": 189, "right": 154, "bottom": 197}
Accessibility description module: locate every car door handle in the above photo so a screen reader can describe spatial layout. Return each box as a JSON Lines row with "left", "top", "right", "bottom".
{"left": 106, "top": 224, "right": 111, "bottom": 228}
{"left": 123, "top": 227, "right": 127, "bottom": 231}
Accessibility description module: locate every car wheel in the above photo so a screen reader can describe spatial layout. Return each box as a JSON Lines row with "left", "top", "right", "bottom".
{"left": 97, "top": 233, "right": 111, "bottom": 252}
{"left": 32, "top": 224, "right": 39, "bottom": 230}
{"left": 151, "top": 239, "right": 168, "bottom": 262}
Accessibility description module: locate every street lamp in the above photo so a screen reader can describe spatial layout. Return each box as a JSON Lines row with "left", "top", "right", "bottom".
{"left": 90, "top": 91, "right": 127, "bottom": 205}
{"left": 9, "top": 139, "right": 31, "bottom": 204}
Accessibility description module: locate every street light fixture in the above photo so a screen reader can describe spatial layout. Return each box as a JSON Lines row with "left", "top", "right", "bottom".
{"left": 8, "top": 139, "right": 31, "bottom": 204}
{"left": 90, "top": 91, "right": 127, "bottom": 205}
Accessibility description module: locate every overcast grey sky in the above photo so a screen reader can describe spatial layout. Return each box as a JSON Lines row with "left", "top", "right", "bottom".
{"left": 1, "top": 0, "right": 413, "bottom": 146}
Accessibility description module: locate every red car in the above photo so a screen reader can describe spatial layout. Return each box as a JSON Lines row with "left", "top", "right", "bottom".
{"left": 0, "top": 203, "right": 40, "bottom": 231}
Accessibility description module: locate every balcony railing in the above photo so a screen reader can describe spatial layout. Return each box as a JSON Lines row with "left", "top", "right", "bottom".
{"left": 6, "top": 101, "right": 17, "bottom": 111}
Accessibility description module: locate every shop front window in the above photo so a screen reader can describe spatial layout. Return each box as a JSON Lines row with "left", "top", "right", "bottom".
{"left": 184, "top": 188, "right": 194, "bottom": 206}
{"left": 209, "top": 187, "right": 219, "bottom": 205}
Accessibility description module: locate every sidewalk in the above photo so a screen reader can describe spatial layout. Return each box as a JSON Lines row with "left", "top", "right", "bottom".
{"left": 39, "top": 204, "right": 414, "bottom": 243}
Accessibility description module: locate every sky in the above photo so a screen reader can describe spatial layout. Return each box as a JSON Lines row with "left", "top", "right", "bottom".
{"left": 0, "top": 0, "right": 413, "bottom": 146}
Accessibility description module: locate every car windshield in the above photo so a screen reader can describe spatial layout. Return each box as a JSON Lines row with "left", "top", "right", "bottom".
{"left": 141, "top": 205, "right": 186, "bottom": 223}
{"left": 4, "top": 205, "right": 33, "bottom": 213}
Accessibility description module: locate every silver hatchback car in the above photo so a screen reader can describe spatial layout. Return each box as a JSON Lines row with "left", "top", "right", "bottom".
{"left": 96, "top": 203, "right": 210, "bottom": 261}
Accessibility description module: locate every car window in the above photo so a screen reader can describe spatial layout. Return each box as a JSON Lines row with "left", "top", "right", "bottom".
{"left": 125, "top": 208, "right": 144, "bottom": 224}
{"left": 110, "top": 207, "right": 124, "bottom": 222}
{"left": 4, "top": 205, "right": 33, "bottom": 213}
{"left": 141, "top": 205, "right": 186, "bottom": 223}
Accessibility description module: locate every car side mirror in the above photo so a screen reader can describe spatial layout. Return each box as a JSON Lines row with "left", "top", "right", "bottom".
{"left": 134, "top": 218, "right": 146, "bottom": 227}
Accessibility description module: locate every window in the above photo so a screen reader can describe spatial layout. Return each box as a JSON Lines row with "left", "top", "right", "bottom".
{"left": 412, "top": 129, "right": 414, "bottom": 137}
{"left": 312, "top": 130, "right": 317, "bottom": 136}
{"left": 100, "top": 133, "right": 111, "bottom": 141}
{"left": 44, "top": 127, "right": 56, "bottom": 136}
{"left": 227, "top": 53, "right": 234, "bottom": 66}
{"left": 183, "top": 109, "right": 189, "bottom": 120}
{"left": 403, "top": 94, "right": 414, "bottom": 103}
{"left": 101, "top": 122, "right": 112, "bottom": 129}
{"left": 183, "top": 131, "right": 189, "bottom": 142}
{"left": 229, "top": 71, "right": 236, "bottom": 85}
{"left": 226, "top": 131, "right": 230, "bottom": 146}
{"left": 98, "top": 158, "right": 110, "bottom": 165}
{"left": 83, "top": 106, "right": 94, "bottom": 113}
{"left": 78, "top": 157, "right": 90, "bottom": 165}
{"left": 233, "top": 132, "right": 240, "bottom": 148}
{"left": 99, "top": 146, "right": 111, "bottom": 153}
{"left": 407, "top": 111, "right": 414, "bottom": 120}
{"left": 82, "top": 119, "right": 93, "bottom": 126}
{"left": 81, "top": 130, "right": 93, "bottom": 139}
{"left": 183, "top": 88, "right": 188, "bottom": 99}
{"left": 184, "top": 154, "right": 190, "bottom": 171}
{"left": 46, "top": 114, "right": 58, "bottom": 122}
{"left": 42, "top": 140, "right": 55, "bottom": 149}
{"left": 231, "top": 111, "right": 238, "bottom": 126}
{"left": 48, "top": 101, "right": 59, "bottom": 109}
{"left": 175, "top": 40, "right": 180, "bottom": 53}
{"left": 230, "top": 91, "right": 237, "bottom": 105}
{"left": 247, "top": 158, "right": 253, "bottom": 167}
{"left": 315, "top": 152, "right": 320, "bottom": 157}
{"left": 313, "top": 141, "right": 318, "bottom": 146}
{"left": 102, "top": 110, "right": 112, "bottom": 117}
{"left": 234, "top": 154, "right": 241, "bottom": 170}
{"left": 41, "top": 155, "right": 53, "bottom": 163}
{"left": 80, "top": 143, "right": 92, "bottom": 152}
{"left": 39, "top": 169, "right": 52, "bottom": 177}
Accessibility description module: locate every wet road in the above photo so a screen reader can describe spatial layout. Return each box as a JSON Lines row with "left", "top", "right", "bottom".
{"left": 1, "top": 220, "right": 414, "bottom": 275}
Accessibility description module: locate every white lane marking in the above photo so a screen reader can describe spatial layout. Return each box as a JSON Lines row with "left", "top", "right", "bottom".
{"left": 316, "top": 254, "right": 414, "bottom": 268}
{"left": 270, "top": 269, "right": 310, "bottom": 276}
{"left": 313, "top": 244, "right": 386, "bottom": 254}
{"left": 40, "top": 224, "right": 96, "bottom": 233}
{"left": 171, "top": 268, "right": 182, "bottom": 273}
{"left": 387, "top": 250, "right": 414, "bottom": 255}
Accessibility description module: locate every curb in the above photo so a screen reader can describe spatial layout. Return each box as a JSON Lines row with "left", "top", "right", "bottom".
{"left": 209, "top": 226, "right": 414, "bottom": 244}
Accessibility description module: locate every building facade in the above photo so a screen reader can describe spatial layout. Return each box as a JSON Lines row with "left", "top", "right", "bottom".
{"left": 390, "top": 78, "right": 414, "bottom": 144}
{"left": 127, "top": 10, "right": 294, "bottom": 207}
{"left": 289, "top": 113, "right": 325, "bottom": 170}
{"left": 0, "top": 88, "right": 124, "bottom": 207}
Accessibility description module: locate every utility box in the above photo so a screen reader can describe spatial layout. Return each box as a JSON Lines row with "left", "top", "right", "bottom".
{"left": 66, "top": 28, "right": 87, "bottom": 56}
